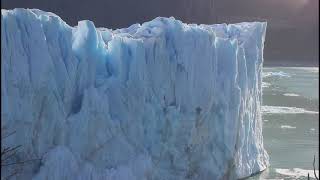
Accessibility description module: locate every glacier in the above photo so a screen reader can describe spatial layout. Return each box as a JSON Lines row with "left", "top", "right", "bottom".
{"left": 1, "top": 8, "right": 269, "bottom": 180}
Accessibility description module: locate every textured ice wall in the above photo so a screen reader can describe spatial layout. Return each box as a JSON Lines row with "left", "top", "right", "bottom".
{"left": 1, "top": 8, "right": 268, "bottom": 180}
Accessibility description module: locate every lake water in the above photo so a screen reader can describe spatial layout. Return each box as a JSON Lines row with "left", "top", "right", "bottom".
{"left": 250, "top": 67, "right": 319, "bottom": 179}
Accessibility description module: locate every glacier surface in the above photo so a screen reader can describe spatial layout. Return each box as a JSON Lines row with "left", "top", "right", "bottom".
{"left": 1, "top": 8, "right": 269, "bottom": 180}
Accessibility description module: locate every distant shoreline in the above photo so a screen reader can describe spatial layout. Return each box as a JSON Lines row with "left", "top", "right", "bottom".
{"left": 263, "top": 61, "right": 319, "bottom": 68}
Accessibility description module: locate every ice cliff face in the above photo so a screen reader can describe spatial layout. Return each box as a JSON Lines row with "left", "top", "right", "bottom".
{"left": 1, "top": 8, "right": 268, "bottom": 180}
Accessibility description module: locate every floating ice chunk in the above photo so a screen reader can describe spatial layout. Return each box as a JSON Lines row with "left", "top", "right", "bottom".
{"left": 283, "top": 93, "right": 300, "bottom": 97}
{"left": 275, "top": 168, "right": 319, "bottom": 179}
{"left": 262, "top": 82, "right": 271, "bottom": 88}
{"left": 280, "top": 125, "right": 296, "bottom": 129}
{"left": 262, "top": 71, "right": 291, "bottom": 78}
{"left": 262, "top": 106, "right": 318, "bottom": 114}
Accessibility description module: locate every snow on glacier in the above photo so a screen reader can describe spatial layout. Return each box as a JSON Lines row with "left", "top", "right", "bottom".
{"left": 1, "top": 8, "right": 269, "bottom": 180}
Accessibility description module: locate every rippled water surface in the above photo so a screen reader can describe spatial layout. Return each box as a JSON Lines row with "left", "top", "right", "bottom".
{"left": 250, "top": 67, "right": 319, "bottom": 180}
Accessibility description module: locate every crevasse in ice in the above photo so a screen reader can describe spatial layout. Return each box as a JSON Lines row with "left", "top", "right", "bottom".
{"left": 1, "top": 8, "right": 268, "bottom": 180}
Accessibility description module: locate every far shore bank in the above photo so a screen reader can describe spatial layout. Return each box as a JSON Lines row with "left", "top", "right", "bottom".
{"left": 263, "top": 61, "right": 319, "bottom": 68}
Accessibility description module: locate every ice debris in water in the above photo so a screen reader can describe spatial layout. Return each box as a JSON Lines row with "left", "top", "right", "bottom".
{"left": 262, "top": 71, "right": 291, "bottom": 78}
{"left": 262, "top": 106, "right": 318, "bottom": 114}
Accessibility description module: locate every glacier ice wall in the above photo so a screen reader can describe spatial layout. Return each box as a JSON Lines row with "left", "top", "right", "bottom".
{"left": 1, "top": 8, "right": 269, "bottom": 180}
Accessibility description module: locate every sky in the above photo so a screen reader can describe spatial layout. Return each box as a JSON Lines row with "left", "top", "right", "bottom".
{"left": 2, "top": 0, "right": 319, "bottom": 66}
